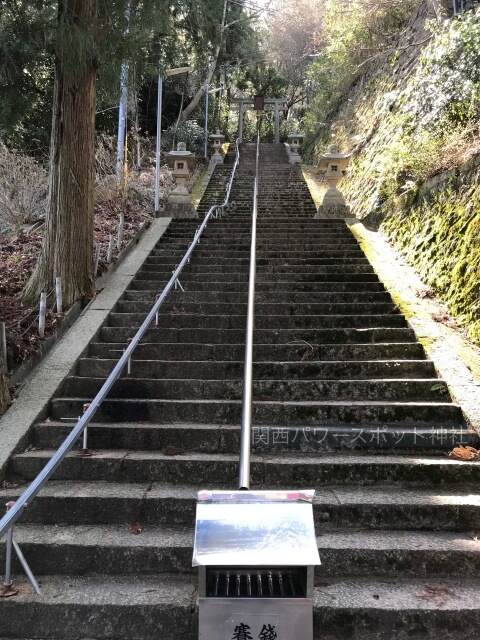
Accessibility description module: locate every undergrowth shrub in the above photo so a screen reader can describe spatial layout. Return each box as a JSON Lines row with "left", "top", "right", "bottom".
{"left": 0, "top": 144, "right": 47, "bottom": 234}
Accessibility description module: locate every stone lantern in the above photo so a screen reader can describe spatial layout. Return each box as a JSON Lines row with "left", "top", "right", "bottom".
{"left": 287, "top": 132, "right": 303, "bottom": 164}
{"left": 209, "top": 129, "right": 225, "bottom": 164}
{"left": 164, "top": 142, "right": 198, "bottom": 218}
{"left": 316, "top": 145, "right": 351, "bottom": 218}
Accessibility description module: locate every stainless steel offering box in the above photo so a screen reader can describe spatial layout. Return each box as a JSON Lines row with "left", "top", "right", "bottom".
{"left": 193, "top": 490, "right": 321, "bottom": 640}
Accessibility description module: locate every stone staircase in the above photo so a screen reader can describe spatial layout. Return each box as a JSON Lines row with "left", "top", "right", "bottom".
{"left": 1, "top": 143, "right": 480, "bottom": 639}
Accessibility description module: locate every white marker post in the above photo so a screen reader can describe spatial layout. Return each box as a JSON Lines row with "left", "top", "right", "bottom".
{"left": 38, "top": 293, "right": 47, "bottom": 338}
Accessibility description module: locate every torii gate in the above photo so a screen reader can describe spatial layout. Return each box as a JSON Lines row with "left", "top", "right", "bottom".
{"left": 231, "top": 97, "right": 289, "bottom": 143}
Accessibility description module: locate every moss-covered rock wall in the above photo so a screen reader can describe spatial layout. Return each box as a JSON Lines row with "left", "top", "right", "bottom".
{"left": 381, "top": 157, "right": 480, "bottom": 343}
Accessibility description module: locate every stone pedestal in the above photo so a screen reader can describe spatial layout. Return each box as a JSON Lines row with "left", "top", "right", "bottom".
{"left": 316, "top": 145, "right": 351, "bottom": 218}
{"left": 210, "top": 150, "right": 223, "bottom": 164}
{"left": 162, "top": 142, "right": 198, "bottom": 218}
{"left": 315, "top": 187, "right": 350, "bottom": 219}
{"left": 164, "top": 200, "right": 198, "bottom": 218}
{"left": 209, "top": 129, "right": 225, "bottom": 164}
{"left": 287, "top": 133, "right": 303, "bottom": 164}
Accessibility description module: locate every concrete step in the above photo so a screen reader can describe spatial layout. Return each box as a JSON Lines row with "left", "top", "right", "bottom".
{"left": 114, "top": 301, "right": 399, "bottom": 316}
{"left": 0, "top": 574, "right": 196, "bottom": 640}
{"left": 151, "top": 248, "right": 365, "bottom": 259}
{"left": 49, "top": 396, "right": 463, "bottom": 426}
{"left": 88, "top": 341, "right": 425, "bottom": 361}
{"left": 123, "top": 281, "right": 387, "bottom": 297}
{"left": 189, "top": 227, "right": 352, "bottom": 235}
{"left": 158, "top": 234, "right": 360, "bottom": 243}
{"left": 137, "top": 264, "right": 378, "bottom": 276}
{"left": 2, "top": 525, "right": 478, "bottom": 580}
{"left": 130, "top": 273, "right": 382, "bottom": 287}
{"left": 1, "top": 524, "right": 193, "bottom": 576}
{"left": 130, "top": 272, "right": 381, "bottom": 285}
{"left": 3, "top": 478, "right": 480, "bottom": 528}
{"left": 77, "top": 358, "right": 435, "bottom": 380}
{"left": 311, "top": 577, "right": 480, "bottom": 639}
{"left": 107, "top": 312, "right": 408, "bottom": 329}
{"left": 32, "top": 421, "right": 472, "bottom": 453}
{"left": 62, "top": 377, "right": 449, "bottom": 403}
{"left": 99, "top": 326, "right": 418, "bottom": 345}
{"left": 120, "top": 290, "right": 393, "bottom": 305}
{"left": 144, "top": 256, "right": 371, "bottom": 267}
{"left": 1, "top": 573, "right": 478, "bottom": 640}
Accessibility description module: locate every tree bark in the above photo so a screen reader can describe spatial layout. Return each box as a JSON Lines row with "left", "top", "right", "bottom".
{"left": 429, "top": 0, "right": 443, "bottom": 20}
{"left": 0, "top": 356, "right": 10, "bottom": 417}
{"left": 23, "top": 0, "right": 97, "bottom": 307}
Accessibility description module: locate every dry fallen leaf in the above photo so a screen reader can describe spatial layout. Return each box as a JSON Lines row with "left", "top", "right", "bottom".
{"left": 163, "top": 445, "right": 185, "bottom": 456}
{"left": 448, "top": 446, "right": 480, "bottom": 461}
{"left": 416, "top": 584, "right": 456, "bottom": 607}
{"left": 126, "top": 522, "right": 143, "bottom": 535}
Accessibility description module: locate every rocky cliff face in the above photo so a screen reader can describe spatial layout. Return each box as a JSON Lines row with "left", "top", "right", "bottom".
{"left": 320, "top": 4, "right": 480, "bottom": 344}
{"left": 323, "top": 2, "right": 435, "bottom": 218}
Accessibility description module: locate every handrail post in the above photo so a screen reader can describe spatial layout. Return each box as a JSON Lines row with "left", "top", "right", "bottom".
{"left": 4, "top": 518, "right": 13, "bottom": 588}
{"left": 2, "top": 501, "right": 41, "bottom": 597}
{"left": 239, "top": 119, "right": 261, "bottom": 490}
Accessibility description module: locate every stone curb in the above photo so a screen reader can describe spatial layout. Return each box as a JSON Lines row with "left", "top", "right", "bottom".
{"left": 0, "top": 218, "right": 172, "bottom": 482}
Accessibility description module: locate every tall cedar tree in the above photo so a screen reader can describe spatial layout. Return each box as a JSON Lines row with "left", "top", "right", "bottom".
{"left": 23, "top": 0, "right": 97, "bottom": 306}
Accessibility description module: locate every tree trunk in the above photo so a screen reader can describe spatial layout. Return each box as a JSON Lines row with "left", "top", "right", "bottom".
{"left": 23, "top": 0, "right": 97, "bottom": 307}
{"left": 0, "top": 356, "right": 10, "bottom": 417}
{"left": 429, "top": 0, "right": 443, "bottom": 20}
{"left": 179, "top": 47, "right": 222, "bottom": 123}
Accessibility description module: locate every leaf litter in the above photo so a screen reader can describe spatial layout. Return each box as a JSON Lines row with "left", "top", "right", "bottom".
{"left": 0, "top": 200, "right": 148, "bottom": 372}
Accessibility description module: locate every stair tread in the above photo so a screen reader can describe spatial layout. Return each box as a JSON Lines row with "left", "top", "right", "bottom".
{"left": 77, "top": 358, "right": 433, "bottom": 365}
{"left": 51, "top": 396, "right": 460, "bottom": 407}
{"left": 7, "top": 450, "right": 480, "bottom": 472}
{"left": 9, "top": 522, "right": 480, "bottom": 549}
{"left": 2, "top": 481, "right": 480, "bottom": 512}
{"left": 5, "top": 573, "right": 480, "bottom": 612}
{"left": 313, "top": 576, "right": 480, "bottom": 611}
{"left": 3, "top": 573, "right": 195, "bottom": 605}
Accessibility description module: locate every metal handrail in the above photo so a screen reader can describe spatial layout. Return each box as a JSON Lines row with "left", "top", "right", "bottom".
{"left": 238, "top": 121, "right": 261, "bottom": 490}
{"left": 0, "top": 138, "right": 242, "bottom": 543}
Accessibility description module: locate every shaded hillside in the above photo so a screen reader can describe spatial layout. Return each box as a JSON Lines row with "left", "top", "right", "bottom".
{"left": 310, "top": 4, "right": 480, "bottom": 344}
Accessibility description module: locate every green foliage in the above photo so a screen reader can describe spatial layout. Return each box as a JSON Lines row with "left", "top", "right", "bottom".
{"left": 236, "top": 66, "right": 287, "bottom": 99}
{"left": 298, "top": 4, "right": 480, "bottom": 344}
{"left": 0, "top": 0, "right": 262, "bottom": 152}
{"left": 373, "top": 119, "right": 470, "bottom": 202}
{"left": 161, "top": 120, "right": 205, "bottom": 157}
{"left": 340, "top": 9, "right": 480, "bottom": 219}
{"left": 0, "top": 0, "right": 56, "bottom": 154}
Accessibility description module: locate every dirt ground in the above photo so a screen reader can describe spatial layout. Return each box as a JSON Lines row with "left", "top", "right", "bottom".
{"left": 0, "top": 191, "right": 150, "bottom": 373}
